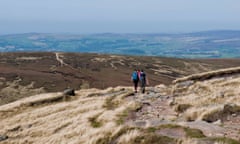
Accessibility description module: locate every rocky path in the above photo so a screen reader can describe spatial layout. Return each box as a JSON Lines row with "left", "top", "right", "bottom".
{"left": 126, "top": 86, "right": 178, "bottom": 127}
{"left": 126, "top": 86, "right": 240, "bottom": 141}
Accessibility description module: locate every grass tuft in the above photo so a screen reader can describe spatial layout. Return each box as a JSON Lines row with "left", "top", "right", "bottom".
{"left": 147, "top": 127, "right": 157, "bottom": 133}
{"left": 80, "top": 80, "right": 90, "bottom": 89}
{"left": 88, "top": 114, "right": 103, "bottom": 128}
{"left": 103, "top": 96, "right": 119, "bottom": 110}
{"left": 208, "top": 137, "right": 240, "bottom": 144}
{"left": 96, "top": 127, "right": 138, "bottom": 144}
{"left": 184, "top": 127, "right": 205, "bottom": 138}
{"left": 116, "top": 109, "right": 129, "bottom": 125}
{"left": 130, "top": 133, "right": 176, "bottom": 144}
{"left": 174, "top": 104, "right": 192, "bottom": 113}
{"left": 96, "top": 133, "right": 111, "bottom": 144}
{"left": 158, "top": 124, "right": 182, "bottom": 129}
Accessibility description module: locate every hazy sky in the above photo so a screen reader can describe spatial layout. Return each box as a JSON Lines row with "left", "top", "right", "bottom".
{"left": 1, "top": 0, "right": 240, "bottom": 34}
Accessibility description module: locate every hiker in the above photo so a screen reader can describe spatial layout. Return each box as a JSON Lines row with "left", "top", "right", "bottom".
{"left": 140, "top": 69, "right": 148, "bottom": 93}
{"left": 131, "top": 69, "right": 139, "bottom": 93}
{"left": 137, "top": 69, "right": 141, "bottom": 80}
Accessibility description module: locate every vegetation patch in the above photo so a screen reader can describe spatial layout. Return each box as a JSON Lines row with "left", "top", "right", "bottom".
{"left": 121, "top": 91, "right": 135, "bottom": 98}
{"left": 103, "top": 96, "right": 119, "bottom": 110}
{"left": 88, "top": 114, "right": 103, "bottom": 128}
{"left": 116, "top": 109, "right": 129, "bottom": 125}
{"left": 208, "top": 137, "right": 240, "bottom": 144}
{"left": 184, "top": 127, "right": 205, "bottom": 138}
{"left": 201, "top": 104, "right": 240, "bottom": 122}
{"left": 96, "top": 127, "right": 138, "bottom": 144}
{"left": 96, "top": 126, "right": 177, "bottom": 144}
{"left": 147, "top": 127, "right": 157, "bottom": 133}
{"left": 80, "top": 80, "right": 90, "bottom": 89}
{"left": 153, "top": 124, "right": 205, "bottom": 139}
{"left": 174, "top": 104, "right": 192, "bottom": 113}
{"left": 96, "top": 133, "right": 112, "bottom": 144}
{"left": 129, "top": 133, "right": 177, "bottom": 144}
{"left": 116, "top": 102, "right": 142, "bottom": 125}
{"left": 158, "top": 124, "right": 182, "bottom": 129}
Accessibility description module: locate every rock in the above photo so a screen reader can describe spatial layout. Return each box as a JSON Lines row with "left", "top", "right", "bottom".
{"left": 147, "top": 119, "right": 163, "bottom": 126}
{"left": 232, "top": 113, "right": 237, "bottom": 117}
{"left": 156, "top": 84, "right": 167, "bottom": 89}
{"left": 227, "top": 116, "right": 230, "bottom": 121}
{"left": 220, "top": 92, "right": 225, "bottom": 98}
{"left": 142, "top": 102, "right": 151, "bottom": 106}
{"left": 134, "top": 120, "right": 147, "bottom": 127}
{"left": 213, "top": 119, "right": 222, "bottom": 125}
{"left": 8, "top": 125, "right": 21, "bottom": 131}
{"left": 168, "top": 99, "right": 175, "bottom": 106}
{"left": 63, "top": 88, "right": 75, "bottom": 96}
{"left": 120, "top": 88, "right": 125, "bottom": 91}
{"left": 24, "top": 124, "right": 32, "bottom": 129}
{"left": 165, "top": 115, "right": 178, "bottom": 121}
{"left": 178, "top": 121, "right": 225, "bottom": 137}
{"left": 147, "top": 92, "right": 156, "bottom": 97}
{"left": 177, "top": 80, "right": 194, "bottom": 87}
{"left": 0, "top": 135, "right": 8, "bottom": 142}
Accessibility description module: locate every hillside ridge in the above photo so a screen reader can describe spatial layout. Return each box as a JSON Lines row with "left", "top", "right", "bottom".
{"left": 1, "top": 66, "right": 240, "bottom": 143}
{"left": 2, "top": 52, "right": 240, "bottom": 105}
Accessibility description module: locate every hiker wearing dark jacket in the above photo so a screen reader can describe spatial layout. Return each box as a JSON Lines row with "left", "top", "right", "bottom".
{"left": 131, "top": 69, "right": 139, "bottom": 93}
{"left": 140, "top": 69, "right": 148, "bottom": 93}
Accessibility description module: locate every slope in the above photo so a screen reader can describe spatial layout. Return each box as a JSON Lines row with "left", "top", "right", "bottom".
{"left": 1, "top": 52, "right": 240, "bottom": 105}
{"left": 1, "top": 67, "right": 240, "bottom": 143}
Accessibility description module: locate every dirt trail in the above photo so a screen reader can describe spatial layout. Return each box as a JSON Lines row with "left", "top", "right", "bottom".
{"left": 55, "top": 52, "right": 67, "bottom": 66}
{"left": 55, "top": 53, "right": 81, "bottom": 72}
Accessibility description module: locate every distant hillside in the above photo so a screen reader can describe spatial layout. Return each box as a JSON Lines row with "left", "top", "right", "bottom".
{"left": 1, "top": 52, "right": 240, "bottom": 105}
{"left": 1, "top": 30, "right": 240, "bottom": 58}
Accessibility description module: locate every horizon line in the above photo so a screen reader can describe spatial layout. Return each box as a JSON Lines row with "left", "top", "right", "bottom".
{"left": 1, "top": 29, "right": 240, "bottom": 36}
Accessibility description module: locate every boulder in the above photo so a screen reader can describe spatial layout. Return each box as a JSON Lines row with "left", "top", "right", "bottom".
{"left": 63, "top": 88, "right": 75, "bottom": 96}
{"left": 0, "top": 135, "right": 8, "bottom": 142}
{"left": 213, "top": 119, "right": 222, "bottom": 125}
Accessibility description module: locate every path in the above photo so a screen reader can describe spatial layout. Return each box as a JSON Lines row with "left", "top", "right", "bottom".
{"left": 55, "top": 53, "right": 80, "bottom": 72}
{"left": 55, "top": 52, "right": 67, "bottom": 67}
{"left": 127, "top": 86, "right": 178, "bottom": 127}
{"left": 126, "top": 86, "right": 240, "bottom": 141}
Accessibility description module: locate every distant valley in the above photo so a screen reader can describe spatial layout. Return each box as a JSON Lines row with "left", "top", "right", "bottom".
{"left": 1, "top": 30, "right": 240, "bottom": 58}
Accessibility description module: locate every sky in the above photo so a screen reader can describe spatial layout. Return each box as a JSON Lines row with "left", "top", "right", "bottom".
{"left": 0, "top": 0, "right": 240, "bottom": 34}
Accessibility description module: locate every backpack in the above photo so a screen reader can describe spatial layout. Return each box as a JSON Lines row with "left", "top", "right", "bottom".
{"left": 132, "top": 72, "right": 138, "bottom": 81}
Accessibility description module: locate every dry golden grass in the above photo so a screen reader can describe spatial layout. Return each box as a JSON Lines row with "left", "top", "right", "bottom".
{"left": 173, "top": 66, "right": 240, "bottom": 84}
{"left": 0, "top": 87, "right": 142, "bottom": 144}
{"left": 172, "top": 67, "right": 240, "bottom": 122}
{"left": 2, "top": 64, "right": 240, "bottom": 144}
{"left": 118, "top": 129, "right": 141, "bottom": 144}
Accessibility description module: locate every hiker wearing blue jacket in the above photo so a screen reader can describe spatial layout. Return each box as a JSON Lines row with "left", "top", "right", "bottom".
{"left": 131, "top": 69, "right": 139, "bottom": 93}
